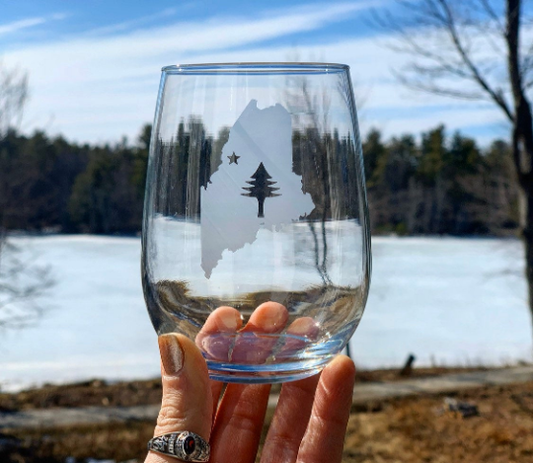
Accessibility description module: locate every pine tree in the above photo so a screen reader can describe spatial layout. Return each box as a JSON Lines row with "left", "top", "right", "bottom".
{"left": 242, "top": 162, "right": 280, "bottom": 217}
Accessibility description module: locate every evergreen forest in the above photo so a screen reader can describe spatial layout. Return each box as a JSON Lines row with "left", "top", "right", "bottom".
{"left": 0, "top": 121, "right": 519, "bottom": 236}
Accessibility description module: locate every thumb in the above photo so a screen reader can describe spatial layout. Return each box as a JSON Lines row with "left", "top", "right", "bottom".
{"left": 146, "top": 333, "right": 213, "bottom": 463}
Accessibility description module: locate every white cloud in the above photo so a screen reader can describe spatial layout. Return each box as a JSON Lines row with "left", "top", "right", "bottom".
{"left": 0, "top": 13, "right": 67, "bottom": 37}
{"left": 0, "top": 1, "right": 513, "bottom": 145}
{"left": 0, "top": 18, "right": 47, "bottom": 36}
{"left": 82, "top": 7, "right": 184, "bottom": 37}
{"left": 362, "top": 106, "right": 508, "bottom": 140}
{"left": 188, "top": 37, "right": 512, "bottom": 135}
{"left": 2, "top": 2, "right": 378, "bottom": 142}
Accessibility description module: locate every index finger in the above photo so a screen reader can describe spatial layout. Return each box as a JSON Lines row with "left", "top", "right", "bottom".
{"left": 296, "top": 355, "right": 356, "bottom": 463}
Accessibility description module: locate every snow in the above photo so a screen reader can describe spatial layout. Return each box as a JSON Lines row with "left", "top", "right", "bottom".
{"left": 350, "top": 236, "right": 532, "bottom": 368}
{"left": 0, "top": 235, "right": 530, "bottom": 392}
{"left": 0, "top": 235, "right": 158, "bottom": 392}
{"left": 151, "top": 217, "right": 364, "bottom": 297}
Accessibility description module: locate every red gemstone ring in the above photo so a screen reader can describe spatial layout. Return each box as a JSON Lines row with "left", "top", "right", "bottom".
{"left": 147, "top": 431, "right": 210, "bottom": 462}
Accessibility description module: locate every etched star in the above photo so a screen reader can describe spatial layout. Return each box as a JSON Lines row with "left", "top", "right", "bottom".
{"left": 228, "top": 152, "right": 240, "bottom": 165}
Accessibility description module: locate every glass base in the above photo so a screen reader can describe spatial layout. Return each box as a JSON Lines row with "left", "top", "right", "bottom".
{"left": 206, "top": 355, "right": 335, "bottom": 384}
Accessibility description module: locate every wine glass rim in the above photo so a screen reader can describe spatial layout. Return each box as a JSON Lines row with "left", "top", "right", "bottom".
{"left": 161, "top": 62, "right": 349, "bottom": 74}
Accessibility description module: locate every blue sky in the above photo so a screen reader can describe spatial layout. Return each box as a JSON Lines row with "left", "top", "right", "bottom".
{"left": 0, "top": 1, "right": 511, "bottom": 145}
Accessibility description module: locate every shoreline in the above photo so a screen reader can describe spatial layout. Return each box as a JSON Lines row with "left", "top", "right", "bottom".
{"left": 4, "top": 229, "right": 522, "bottom": 240}
{"left": 0, "top": 365, "right": 507, "bottom": 410}
{"left": 2, "top": 356, "right": 530, "bottom": 395}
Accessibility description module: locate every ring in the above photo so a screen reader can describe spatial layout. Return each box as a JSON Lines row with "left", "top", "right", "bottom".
{"left": 147, "top": 431, "right": 210, "bottom": 462}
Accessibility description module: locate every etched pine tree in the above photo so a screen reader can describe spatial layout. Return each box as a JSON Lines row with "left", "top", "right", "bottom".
{"left": 242, "top": 162, "right": 280, "bottom": 217}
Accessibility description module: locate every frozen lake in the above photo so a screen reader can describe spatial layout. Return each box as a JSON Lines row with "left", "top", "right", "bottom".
{"left": 0, "top": 235, "right": 531, "bottom": 391}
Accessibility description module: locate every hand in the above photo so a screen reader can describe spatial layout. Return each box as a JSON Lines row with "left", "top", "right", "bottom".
{"left": 145, "top": 303, "right": 356, "bottom": 463}
{"left": 195, "top": 302, "right": 320, "bottom": 364}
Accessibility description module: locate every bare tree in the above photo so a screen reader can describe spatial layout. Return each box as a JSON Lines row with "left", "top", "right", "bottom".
{"left": 0, "top": 63, "right": 53, "bottom": 329}
{"left": 378, "top": 0, "right": 533, "bottom": 331}
{"left": 0, "top": 63, "right": 28, "bottom": 138}
{"left": 0, "top": 237, "right": 54, "bottom": 328}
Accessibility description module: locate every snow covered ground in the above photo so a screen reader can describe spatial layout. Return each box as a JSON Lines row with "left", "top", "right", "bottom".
{"left": 0, "top": 235, "right": 530, "bottom": 391}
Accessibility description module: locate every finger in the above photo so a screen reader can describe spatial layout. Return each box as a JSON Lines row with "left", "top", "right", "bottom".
{"left": 260, "top": 373, "right": 321, "bottom": 463}
{"left": 231, "top": 301, "right": 289, "bottom": 364}
{"left": 296, "top": 355, "right": 356, "bottom": 463}
{"left": 209, "top": 383, "right": 272, "bottom": 463}
{"left": 275, "top": 316, "right": 320, "bottom": 360}
{"left": 146, "top": 334, "right": 212, "bottom": 463}
{"left": 196, "top": 306, "right": 243, "bottom": 362}
{"left": 195, "top": 306, "right": 243, "bottom": 418}
{"left": 207, "top": 303, "right": 285, "bottom": 462}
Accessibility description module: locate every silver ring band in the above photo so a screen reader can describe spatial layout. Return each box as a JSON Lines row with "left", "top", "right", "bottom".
{"left": 147, "top": 431, "right": 210, "bottom": 462}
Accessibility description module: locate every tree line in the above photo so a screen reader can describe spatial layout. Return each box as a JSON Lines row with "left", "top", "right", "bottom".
{"left": 0, "top": 125, "right": 150, "bottom": 234}
{"left": 363, "top": 126, "right": 519, "bottom": 236}
{"left": 0, "top": 122, "right": 520, "bottom": 236}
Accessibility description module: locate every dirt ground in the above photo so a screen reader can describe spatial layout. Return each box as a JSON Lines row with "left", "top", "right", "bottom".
{"left": 2, "top": 367, "right": 533, "bottom": 463}
{"left": 0, "top": 366, "right": 488, "bottom": 411}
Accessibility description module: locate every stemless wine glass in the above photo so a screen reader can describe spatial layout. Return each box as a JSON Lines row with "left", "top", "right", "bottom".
{"left": 142, "top": 62, "right": 371, "bottom": 383}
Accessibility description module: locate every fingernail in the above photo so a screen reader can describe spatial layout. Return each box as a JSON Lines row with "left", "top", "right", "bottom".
{"left": 288, "top": 317, "right": 319, "bottom": 336}
{"left": 259, "top": 304, "right": 288, "bottom": 330}
{"left": 158, "top": 334, "right": 184, "bottom": 375}
{"left": 218, "top": 311, "right": 240, "bottom": 331}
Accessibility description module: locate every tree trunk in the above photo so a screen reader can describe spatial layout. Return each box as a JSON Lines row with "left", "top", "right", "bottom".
{"left": 525, "top": 192, "right": 533, "bottom": 324}
{"left": 506, "top": 0, "right": 533, "bottom": 335}
{"left": 513, "top": 131, "right": 533, "bottom": 334}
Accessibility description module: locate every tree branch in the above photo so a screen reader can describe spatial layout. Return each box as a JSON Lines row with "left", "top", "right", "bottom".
{"left": 376, "top": 1, "right": 515, "bottom": 122}
{"left": 394, "top": 71, "right": 488, "bottom": 100}
{"left": 477, "top": 0, "right": 505, "bottom": 33}
{"left": 436, "top": 0, "right": 514, "bottom": 120}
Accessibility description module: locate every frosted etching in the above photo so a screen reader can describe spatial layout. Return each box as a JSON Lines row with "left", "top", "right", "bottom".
{"left": 201, "top": 100, "right": 314, "bottom": 277}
